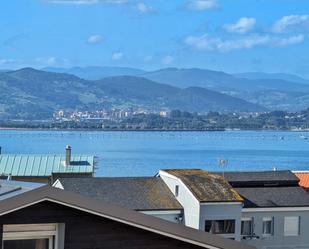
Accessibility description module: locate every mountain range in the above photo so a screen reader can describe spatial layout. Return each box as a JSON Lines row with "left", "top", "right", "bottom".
{"left": 0, "top": 68, "right": 265, "bottom": 119}
{"left": 43, "top": 66, "right": 145, "bottom": 80}
{"left": 1, "top": 66, "right": 309, "bottom": 119}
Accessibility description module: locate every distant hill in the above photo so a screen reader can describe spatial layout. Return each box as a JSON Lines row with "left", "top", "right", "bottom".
{"left": 94, "top": 76, "right": 264, "bottom": 112}
{"left": 142, "top": 68, "right": 309, "bottom": 111}
{"left": 142, "top": 68, "right": 309, "bottom": 92}
{"left": 0, "top": 68, "right": 265, "bottom": 119}
{"left": 234, "top": 72, "right": 309, "bottom": 85}
{"left": 43, "top": 66, "right": 145, "bottom": 80}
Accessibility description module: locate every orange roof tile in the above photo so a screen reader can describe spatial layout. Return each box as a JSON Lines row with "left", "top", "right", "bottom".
{"left": 294, "top": 172, "right": 309, "bottom": 190}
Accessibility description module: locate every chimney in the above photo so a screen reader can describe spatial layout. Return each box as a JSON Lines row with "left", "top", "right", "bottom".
{"left": 65, "top": 145, "right": 71, "bottom": 166}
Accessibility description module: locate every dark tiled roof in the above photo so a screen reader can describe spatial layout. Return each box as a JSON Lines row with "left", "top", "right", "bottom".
{"left": 236, "top": 186, "right": 309, "bottom": 208}
{"left": 221, "top": 170, "right": 299, "bottom": 187}
{"left": 0, "top": 180, "right": 44, "bottom": 201}
{"left": 161, "top": 169, "right": 243, "bottom": 203}
{"left": 0, "top": 186, "right": 254, "bottom": 249}
{"left": 58, "top": 177, "right": 182, "bottom": 211}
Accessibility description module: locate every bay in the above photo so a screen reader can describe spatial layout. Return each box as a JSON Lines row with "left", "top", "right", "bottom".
{"left": 0, "top": 130, "right": 308, "bottom": 176}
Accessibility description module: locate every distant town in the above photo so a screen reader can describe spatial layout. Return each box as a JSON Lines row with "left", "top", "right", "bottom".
{"left": 2, "top": 108, "right": 309, "bottom": 132}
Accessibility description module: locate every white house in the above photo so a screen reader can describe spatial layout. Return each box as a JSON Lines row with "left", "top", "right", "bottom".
{"left": 158, "top": 169, "right": 243, "bottom": 241}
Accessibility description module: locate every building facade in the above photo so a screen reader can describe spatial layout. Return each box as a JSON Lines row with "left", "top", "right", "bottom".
{"left": 53, "top": 169, "right": 309, "bottom": 249}
{"left": 0, "top": 185, "right": 253, "bottom": 249}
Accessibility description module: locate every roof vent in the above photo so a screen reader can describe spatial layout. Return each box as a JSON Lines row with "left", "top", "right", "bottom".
{"left": 65, "top": 145, "right": 71, "bottom": 166}
{"left": 0, "top": 173, "right": 11, "bottom": 181}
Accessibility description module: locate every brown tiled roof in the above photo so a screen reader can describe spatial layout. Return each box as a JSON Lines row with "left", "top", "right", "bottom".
{"left": 0, "top": 186, "right": 254, "bottom": 249}
{"left": 162, "top": 169, "right": 243, "bottom": 203}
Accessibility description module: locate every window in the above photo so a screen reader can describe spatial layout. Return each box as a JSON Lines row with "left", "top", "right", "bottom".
{"left": 262, "top": 217, "right": 273, "bottom": 236}
{"left": 2, "top": 223, "right": 64, "bottom": 249}
{"left": 284, "top": 216, "right": 300, "bottom": 236}
{"left": 205, "top": 220, "right": 235, "bottom": 234}
{"left": 3, "top": 239, "right": 50, "bottom": 249}
{"left": 241, "top": 218, "right": 253, "bottom": 236}
{"left": 175, "top": 185, "right": 179, "bottom": 197}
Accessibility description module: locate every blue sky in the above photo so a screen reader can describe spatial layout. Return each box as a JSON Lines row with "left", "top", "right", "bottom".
{"left": 1, "top": 0, "right": 309, "bottom": 77}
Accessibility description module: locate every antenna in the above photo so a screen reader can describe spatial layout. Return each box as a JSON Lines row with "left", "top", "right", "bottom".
{"left": 218, "top": 159, "right": 228, "bottom": 178}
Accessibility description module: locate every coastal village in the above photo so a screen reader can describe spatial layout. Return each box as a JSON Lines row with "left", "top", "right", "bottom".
{"left": 0, "top": 145, "right": 309, "bottom": 249}
{"left": 2, "top": 1, "right": 309, "bottom": 249}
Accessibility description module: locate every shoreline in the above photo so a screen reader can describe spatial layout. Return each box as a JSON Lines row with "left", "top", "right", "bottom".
{"left": 0, "top": 127, "right": 308, "bottom": 132}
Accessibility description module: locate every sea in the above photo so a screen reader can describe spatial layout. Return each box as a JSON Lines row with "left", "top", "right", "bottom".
{"left": 0, "top": 130, "right": 308, "bottom": 176}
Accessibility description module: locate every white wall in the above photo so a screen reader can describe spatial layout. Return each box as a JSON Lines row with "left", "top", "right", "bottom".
{"left": 159, "top": 171, "right": 242, "bottom": 241}
{"left": 159, "top": 171, "right": 200, "bottom": 229}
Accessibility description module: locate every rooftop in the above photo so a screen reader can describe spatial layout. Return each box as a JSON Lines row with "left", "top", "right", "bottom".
{"left": 236, "top": 186, "right": 309, "bottom": 208}
{"left": 0, "top": 179, "right": 44, "bottom": 201}
{"left": 56, "top": 177, "right": 182, "bottom": 211}
{"left": 0, "top": 154, "right": 94, "bottom": 177}
{"left": 217, "top": 170, "right": 309, "bottom": 208}
{"left": 221, "top": 170, "right": 299, "bottom": 187}
{"left": 294, "top": 171, "right": 309, "bottom": 191}
{"left": 161, "top": 169, "right": 243, "bottom": 203}
{"left": 0, "top": 186, "right": 254, "bottom": 249}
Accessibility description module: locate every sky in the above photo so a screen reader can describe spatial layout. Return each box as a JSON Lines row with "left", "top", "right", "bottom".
{"left": 1, "top": 0, "right": 309, "bottom": 77}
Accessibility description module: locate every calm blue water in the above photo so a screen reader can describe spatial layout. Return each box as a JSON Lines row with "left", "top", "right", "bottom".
{"left": 0, "top": 130, "right": 308, "bottom": 176}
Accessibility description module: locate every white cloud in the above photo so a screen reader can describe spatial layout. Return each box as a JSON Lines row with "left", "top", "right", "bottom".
{"left": 162, "top": 55, "right": 174, "bottom": 65}
{"left": 136, "top": 2, "right": 154, "bottom": 13}
{"left": 112, "top": 52, "right": 124, "bottom": 60}
{"left": 223, "top": 17, "right": 256, "bottom": 34}
{"left": 87, "top": 34, "right": 103, "bottom": 44}
{"left": 185, "top": 33, "right": 305, "bottom": 52}
{"left": 275, "top": 34, "right": 304, "bottom": 46}
{"left": 36, "top": 56, "right": 57, "bottom": 65}
{"left": 272, "top": 15, "right": 309, "bottom": 33}
{"left": 0, "top": 59, "right": 18, "bottom": 65}
{"left": 186, "top": 0, "right": 218, "bottom": 11}
{"left": 46, "top": 0, "right": 128, "bottom": 5}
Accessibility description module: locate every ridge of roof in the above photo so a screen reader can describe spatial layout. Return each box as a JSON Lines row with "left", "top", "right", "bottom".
{"left": 0, "top": 186, "right": 254, "bottom": 249}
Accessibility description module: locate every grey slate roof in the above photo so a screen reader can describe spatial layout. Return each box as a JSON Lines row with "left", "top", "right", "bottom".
{"left": 218, "top": 170, "right": 309, "bottom": 208}
{"left": 221, "top": 170, "right": 299, "bottom": 187}
{"left": 57, "top": 177, "right": 182, "bottom": 211}
{"left": 0, "top": 180, "right": 44, "bottom": 201}
{"left": 236, "top": 186, "right": 309, "bottom": 208}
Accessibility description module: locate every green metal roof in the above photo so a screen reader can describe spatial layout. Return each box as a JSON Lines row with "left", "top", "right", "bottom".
{"left": 0, "top": 155, "right": 94, "bottom": 177}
